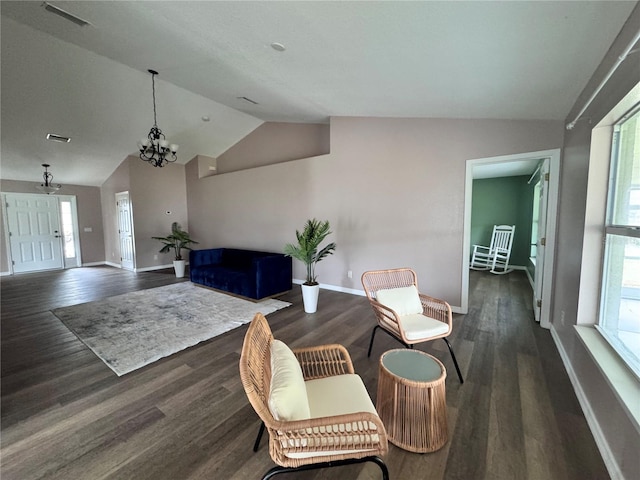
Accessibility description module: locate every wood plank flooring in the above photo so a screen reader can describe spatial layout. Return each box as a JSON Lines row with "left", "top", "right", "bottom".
{"left": 1, "top": 266, "right": 609, "bottom": 479}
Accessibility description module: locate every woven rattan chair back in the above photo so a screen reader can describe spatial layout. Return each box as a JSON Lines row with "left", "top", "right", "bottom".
{"left": 239, "top": 313, "right": 275, "bottom": 429}
{"left": 361, "top": 268, "right": 418, "bottom": 301}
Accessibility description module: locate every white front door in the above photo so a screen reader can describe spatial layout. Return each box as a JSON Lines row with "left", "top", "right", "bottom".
{"left": 5, "top": 193, "right": 64, "bottom": 273}
{"left": 116, "top": 192, "right": 135, "bottom": 270}
{"left": 533, "top": 159, "right": 550, "bottom": 323}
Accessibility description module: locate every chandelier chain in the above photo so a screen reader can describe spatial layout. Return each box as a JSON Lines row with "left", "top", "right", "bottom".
{"left": 151, "top": 72, "right": 158, "bottom": 127}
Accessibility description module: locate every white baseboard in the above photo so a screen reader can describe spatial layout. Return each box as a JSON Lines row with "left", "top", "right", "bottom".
{"left": 550, "top": 325, "right": 623, "bottom": 480}
{"left": 135, "top": 264, "right": 176, "bottom": 273}
{"left": 104, "top": 261, "right": 121, "bottom": 268}
{"left": 291, "top": 278, "right": 465, "bottom": 313}
{"left": 292, "top": 278, "right": 364, "bottom": 297}
{"left": 0, "top": 270, "right": 11, "bottom": 276}
{"left": 525, "top": 267, "right": 534, "bottom": 289}
{"left": 82, "top": 261, "right": 107, "bottom": 267}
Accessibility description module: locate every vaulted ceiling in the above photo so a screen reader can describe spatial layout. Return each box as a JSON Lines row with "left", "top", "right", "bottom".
{"left": 1, "top": 1, "right": 637, "bottom": 186}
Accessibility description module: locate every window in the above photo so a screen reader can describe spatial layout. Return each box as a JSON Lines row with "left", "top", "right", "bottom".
{"left": 598, "top": 106, "right": 640, "bottom": 377}
{"left": 60, "top": 200, "right": 76, "bottom": 259}
{"left": 530, "top": 180, "right": 541, "bottom": 261}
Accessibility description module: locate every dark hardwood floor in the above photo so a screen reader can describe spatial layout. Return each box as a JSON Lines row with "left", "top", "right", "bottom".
{"left": 1, "top": 266, "right": 609, "bottom": 479}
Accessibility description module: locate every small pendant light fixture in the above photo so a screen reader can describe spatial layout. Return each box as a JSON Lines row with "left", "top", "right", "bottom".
{"left": 138, "top": 69, "right": 178, "bottom": 167}
{"left": 36, "top": 164, "right": 61, "bottom": 194}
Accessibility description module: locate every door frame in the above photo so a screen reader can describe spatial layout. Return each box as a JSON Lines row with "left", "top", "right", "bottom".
{"left": 462, "top": 148, "right": 560, "bottom": 329}
{"left": 532, "top": 159, "right": 550, "bottom": 323}
{"left": 1, "top": 192, "right": 82, "bottom": 275}
{"left": 115, "top": 191, "right": 136, "bottom": 271}
{"left": 1, "top": 192, "right": 75, "bottom": 274}
{"left": 57, "top": 194, "right": 82, "bottom": 268}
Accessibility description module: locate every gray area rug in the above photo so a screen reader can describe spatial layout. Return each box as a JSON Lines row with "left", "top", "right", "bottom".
{"left": 52, "top": 282, "right": 290, "bottom": 376}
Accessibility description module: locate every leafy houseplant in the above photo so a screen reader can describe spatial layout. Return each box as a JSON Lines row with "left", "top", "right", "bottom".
{"left": 284, "top": 218, "right": 337, "bottom": 285}
{"left": 152, "top": 222, "right": 198, "bottom": 278}
{"left": 152, "top": 222, "right": 198, "bottom": 260}
{"left": 284, "top": 219, "right": 336, "bottom": 313}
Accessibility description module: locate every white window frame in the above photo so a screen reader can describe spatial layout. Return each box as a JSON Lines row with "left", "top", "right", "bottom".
{"left": 596, "top": 105, "right": 640, "bottom": 378}
{"left": 577, "top": 82, "right": 640, "bottom": 382}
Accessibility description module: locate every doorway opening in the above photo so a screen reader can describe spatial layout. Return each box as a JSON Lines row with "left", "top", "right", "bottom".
{"left": 462, "top": 149, "right": 560, "bottom": 329}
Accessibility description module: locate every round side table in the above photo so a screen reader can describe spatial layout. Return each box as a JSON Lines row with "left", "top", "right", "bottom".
{"left": 376, "top": 349, "right": 448, "bottom": 453}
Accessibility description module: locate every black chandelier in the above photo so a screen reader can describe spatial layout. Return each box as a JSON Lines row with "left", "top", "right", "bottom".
{"left": 35, "top": 163, "right": 61, "bottom": 194}
{"left": 138, "top": 69, "right": 178, "bottom": 167}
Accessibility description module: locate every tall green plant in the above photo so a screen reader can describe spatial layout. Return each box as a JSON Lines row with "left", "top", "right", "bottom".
{"left": 284, "top": 218, "right": 336, "bottom": 285}
{"left": 152, "top": 222, "right": 198, "bottom": 261}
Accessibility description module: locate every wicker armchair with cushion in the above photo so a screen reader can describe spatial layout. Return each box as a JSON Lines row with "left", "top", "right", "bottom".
{"left": 239, "top": 313, "right": 389, "bottom": 480}
{"left": 361, "top": 268, "right": 464, "bottom": 384}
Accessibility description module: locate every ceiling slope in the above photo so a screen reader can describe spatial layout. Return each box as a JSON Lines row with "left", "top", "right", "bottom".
{"left": 1, "top": 1, "right": 637, "bottom": 186}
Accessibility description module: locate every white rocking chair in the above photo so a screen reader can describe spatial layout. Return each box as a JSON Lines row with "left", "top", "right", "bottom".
{"left": 470, "top": 225, "right": 515, "bottom": 274}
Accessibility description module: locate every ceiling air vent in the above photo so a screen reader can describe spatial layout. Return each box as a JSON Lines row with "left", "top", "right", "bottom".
{"left": 46, "top": 133, "right": 71, "bottom": 143}
{"left": 42, "top": 2, "right": 91, "bottom": 27}
{"left": 236, "top": 96, "right": 259, "bottom": 105}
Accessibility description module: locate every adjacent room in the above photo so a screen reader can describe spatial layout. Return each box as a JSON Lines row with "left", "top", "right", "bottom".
{"left": 1, "top": 2, "right": 639, "bottom": 479}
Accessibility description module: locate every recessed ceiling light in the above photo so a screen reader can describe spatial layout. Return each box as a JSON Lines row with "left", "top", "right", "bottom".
{"left": 270, "top": 42, "right": 286, "bottom": 52}
{"left": 202, "top": 116, "right": 210, "bottom": 122}
{"left": 46, "top": 133, "right": 71, "bottom": 143}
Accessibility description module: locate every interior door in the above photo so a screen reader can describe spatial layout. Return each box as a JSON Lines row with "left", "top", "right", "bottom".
{"left": 5, "top": 193, "right": 64, "bottom": 273}
{"left": 116, "top": 192, "right": 135, "bottom": 270}
{"left": 533, "top": 159, "right": 550, "bottom": 323}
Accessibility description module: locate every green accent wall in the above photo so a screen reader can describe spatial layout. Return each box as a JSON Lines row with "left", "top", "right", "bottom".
{"left": 471, "top": 175, "right": 535, "bottom": 268}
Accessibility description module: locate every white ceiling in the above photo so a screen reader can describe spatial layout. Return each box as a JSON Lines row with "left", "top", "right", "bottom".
{"left": 1, "top": 1, "right": 637, "bottom": 186}
{"left": 472, "top": 159, "right": 542, "bottom": 180}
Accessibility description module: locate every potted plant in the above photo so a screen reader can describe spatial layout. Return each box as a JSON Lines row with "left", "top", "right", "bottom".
{"left": 284, "top": 218, "right": 336, "bottom": 313}
{"left": 152, "top": 222, "right": 198, "bottom": 278}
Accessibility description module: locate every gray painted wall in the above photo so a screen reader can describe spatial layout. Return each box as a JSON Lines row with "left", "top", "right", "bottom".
{"left": 185, "top": 117, "right": 563, "bottom": 308}
{"left": 100, "top": 156, "right": 188, "bottom": 270}
{"left": 552, "top": 4, "right": 640, "bottom": 478}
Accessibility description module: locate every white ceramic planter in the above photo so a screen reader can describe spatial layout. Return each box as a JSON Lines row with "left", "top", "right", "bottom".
{"left": 173, "top": 260, "right": 186, "bottom": 278}
{"left": 301, "top": 284, "right": 320, "bottom": 313}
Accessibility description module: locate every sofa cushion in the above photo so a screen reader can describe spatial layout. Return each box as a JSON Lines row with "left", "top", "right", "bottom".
{"left": 376, "top": 285, "right": 423, "bottom": 316}
{"left": 269, "top": 339, "right": 310, "bottom": 421}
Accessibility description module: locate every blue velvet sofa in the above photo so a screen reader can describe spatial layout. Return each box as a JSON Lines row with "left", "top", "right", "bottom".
{"left": 189, "top": 248, "right": 292, "bottom": 300}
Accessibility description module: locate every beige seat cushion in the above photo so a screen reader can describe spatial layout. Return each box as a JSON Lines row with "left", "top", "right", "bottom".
{"left": 400, "top": 313, "right": 449, "bottom": 340}
{"left": 376, "top": 285, "right": 423, "bottom": 316}
{"left": 282, "top": 374, "right": 380, "bottom": 459}
{"left": 268, "top": 339, "right": 311, "bottom": 421}
{"left": 305, "top": 374, "right": 378, "bottom": 418}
